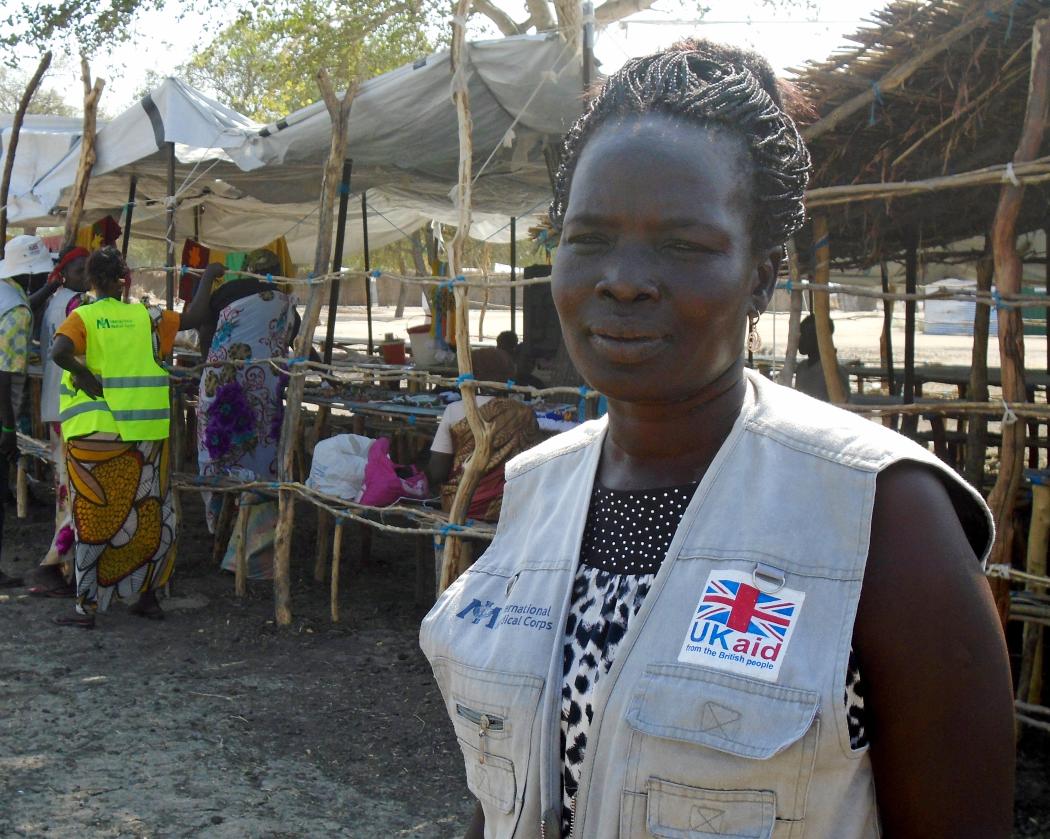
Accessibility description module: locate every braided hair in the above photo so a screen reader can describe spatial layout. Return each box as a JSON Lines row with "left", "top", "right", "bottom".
{"left": 86, "top": 246, "right": 128, "bottom": 296}
{"left": 550, "top": 39, "right": 811, "bottom": 253}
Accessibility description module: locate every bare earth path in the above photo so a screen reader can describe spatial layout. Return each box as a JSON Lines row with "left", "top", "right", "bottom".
{"left": 0, "top": 493, "right": 473, "bottom": 838}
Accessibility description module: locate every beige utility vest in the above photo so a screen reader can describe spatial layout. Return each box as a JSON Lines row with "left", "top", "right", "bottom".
{"left": 421, "top": 370, "right": 992, "bottom": 839}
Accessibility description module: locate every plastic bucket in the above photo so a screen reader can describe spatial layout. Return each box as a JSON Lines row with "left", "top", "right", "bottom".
{"left": 380, "top": 340, "right": 406, "bottom": 365}
{"left": 407, "top": 324, "right": 438, "bottom": 367}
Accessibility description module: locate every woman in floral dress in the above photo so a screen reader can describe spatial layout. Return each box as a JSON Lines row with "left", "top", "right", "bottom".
{"left": 195, "top": 249, "right": 298, "bottom": 579}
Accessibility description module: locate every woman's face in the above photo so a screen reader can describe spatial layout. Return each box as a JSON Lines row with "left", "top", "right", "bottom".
{"left": 552, "top": 115, "right": 779, "bottom": 403}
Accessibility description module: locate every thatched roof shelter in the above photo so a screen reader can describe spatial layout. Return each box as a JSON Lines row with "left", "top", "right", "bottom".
{"left": 794, "top": 0, "right": 1050, "bottom": 269}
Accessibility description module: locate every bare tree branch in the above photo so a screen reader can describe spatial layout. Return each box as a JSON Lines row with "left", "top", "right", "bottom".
{"left": 525, "top": 0, "right": 555, "bottom": 31}
{"left": 595, "top": 0, "right": 658, "bottom": 25}
{"left": 471, "top": 0, "right": 523, "bottom": 35}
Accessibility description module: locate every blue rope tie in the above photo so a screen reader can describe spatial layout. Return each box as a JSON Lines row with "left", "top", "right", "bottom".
{"left": 811, "top": 236, "right": 830, "bottom": 254}
{"left": 266, "top": 273, "right": 273, "bottom": 283}
{"left": 506, "top": 379, "right": 516, "bottom": 391}
{"left": 783, "top": 279, "right": 793, "bottom": 293}
{"left": 991, "top": 287, "right": 1005, "bottom": 312}
{"left": 286, "top": 356, "right": 308, "bottom": 368}
{"left": 180, "top": 264, "right": 188, "bottom": 277}
{"left": 306, "top": 272, "right": 316, "bottom": 285}
{"left": 868, "top": 82, "right": 884, "bottom": 127}
{"left": 337, "top": 183, "right": 350, "bottom": 195}
{"left": 407, "top": 414, "right": 416, "bottom": 425}
{"left": 456, "top": 372, "right": 475, "bottom": 386}
{"left": 370, "top": 269, "right": 382, "bottom": 279}
{"left": 440, "top": 523, "right": 465, "bottom": 535}
{"left": 579, "top": 385, "right": 589, "bottom": 397}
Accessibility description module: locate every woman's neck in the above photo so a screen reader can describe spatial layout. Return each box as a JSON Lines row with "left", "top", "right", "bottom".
{"left": 599, "top": 361, "right": 747, "bottom": 490}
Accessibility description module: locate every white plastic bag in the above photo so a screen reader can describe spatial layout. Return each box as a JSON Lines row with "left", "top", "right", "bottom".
{"left": 306, "top": 434, "right": 375, "bottom": 501}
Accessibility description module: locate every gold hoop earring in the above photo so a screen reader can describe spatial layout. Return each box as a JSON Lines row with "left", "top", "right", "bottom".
{"left": 747, "top": 313, "right": 761, "bottom": 353}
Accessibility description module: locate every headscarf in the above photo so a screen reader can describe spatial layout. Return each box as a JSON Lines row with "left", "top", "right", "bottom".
{"left": 47, "top": 247, "right": 90, "bottom": 284}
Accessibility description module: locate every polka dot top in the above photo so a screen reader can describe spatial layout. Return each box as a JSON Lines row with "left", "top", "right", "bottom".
{"left": 559, "top": 481, "right": 868, "bottom": 837}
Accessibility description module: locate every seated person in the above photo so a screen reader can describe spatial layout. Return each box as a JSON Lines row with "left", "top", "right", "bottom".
{"left": 496, "top": 330, "right": 518, "bottom": 357}
{"left": 794, "top": 313, "right": 850, "bottom": 402}
{"left": 514, "top": 342, "right": 545, "bottom": 391}
{"left": 425, "top": 347, "right": 541, "bottom": 522}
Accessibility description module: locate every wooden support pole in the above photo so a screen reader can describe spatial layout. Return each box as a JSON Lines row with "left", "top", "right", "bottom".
{"left": 966, "top": 244, "right": 995, "bottom": 489}
{"left": 902, "top": 232, "right": 919, "bottom": 435}
{"left": 777, "top": 239, "right": 803, "bottom": 386}
{"left": 234, "top": 497, "right": 249, "bottom": 597}
{"left": 15, "top": 457, "right": 27, "bottom": 519}
{"left": 811, "top": 216, "right": 848, "bottom": 404}
{"left": 331, "top": 521, "right": 345, "bottom": 623}
{"left": 879, "top": 259, "right": 896, "bottom": 396}
{"left": 314, "top": 510, "right": 332, "bottom": 583}
{"left": 1018, "top": 480, "right": 1049, "bottom": 705}
{"left": 0, "top": 51, "right": 51, "bottom": 253}
{"left": 440, "top": 0, "right": 489, "bottom": 593}
{"left": 62, "top": 58, "right": 105, "bottom": 250}
{"left": 211, "top": 492, "right": 236, "bottom": 567}
{"left": 987, "top": 19, "right": 1050, "bottom": 629}
{"left": 273, "top": 69, "right": 356, "bottom": 626}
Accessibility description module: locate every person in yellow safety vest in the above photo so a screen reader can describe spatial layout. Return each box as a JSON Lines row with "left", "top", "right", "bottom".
{"left": 50, "top": 247, "right": 225, "bottom": 628}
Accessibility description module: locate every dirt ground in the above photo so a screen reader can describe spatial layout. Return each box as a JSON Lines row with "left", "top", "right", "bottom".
{"left": 0, "top": 490, "right": 475, "bottom": 838}
{"left": 2, "top": 480, "right": 1049, "bottom": 838}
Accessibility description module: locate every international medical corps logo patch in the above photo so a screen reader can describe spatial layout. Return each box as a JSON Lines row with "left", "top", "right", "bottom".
{"left": 677, "top": 569, "right": 805, "bottom": 682}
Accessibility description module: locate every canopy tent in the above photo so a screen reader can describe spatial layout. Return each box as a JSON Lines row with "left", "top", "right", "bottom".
{"left": 0, "top": 114, "right": 89, "bottom": 222}
{"left": 5, "top": 33, "right": 582, "bottom": 262}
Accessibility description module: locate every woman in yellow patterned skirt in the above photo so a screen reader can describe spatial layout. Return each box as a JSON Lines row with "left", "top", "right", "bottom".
{"left": 51, "top": 248, "right": 221, "bottom": 627}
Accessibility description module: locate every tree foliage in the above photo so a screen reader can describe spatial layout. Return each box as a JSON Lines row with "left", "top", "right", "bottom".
{"left": 178, "top": 0, "right": 444, "bottom": 122}
{"left": 0, "top": 66, "right": 79, "bottom": 117}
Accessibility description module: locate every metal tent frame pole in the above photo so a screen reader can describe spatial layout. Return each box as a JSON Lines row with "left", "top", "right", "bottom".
{"left": 510, "top": 216, "right": 517, "bottom": 334}
{"left": 323, "top": 160, "right": 353, "bottom": 365}
{"left": 165, "top": 142, "right": 176, "bottom": 310}
{"left": 362, "top": 191, "right": 373, "bottom": 355}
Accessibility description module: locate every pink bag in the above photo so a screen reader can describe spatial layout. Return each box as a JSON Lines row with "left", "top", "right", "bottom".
{"left": 359, "top": 437, "right": 430, "bottom": 506}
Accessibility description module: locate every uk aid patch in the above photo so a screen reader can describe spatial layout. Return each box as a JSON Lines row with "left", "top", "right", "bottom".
{"left": 677, "top": 569, "right": 805, "bottom": 682}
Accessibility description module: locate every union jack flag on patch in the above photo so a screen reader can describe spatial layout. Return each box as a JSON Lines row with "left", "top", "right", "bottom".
{"left": 696, "top": 578, "right": 798, "bottom": 641}
{"left": 678, "top": 569, "right": 806, "bottom": 682}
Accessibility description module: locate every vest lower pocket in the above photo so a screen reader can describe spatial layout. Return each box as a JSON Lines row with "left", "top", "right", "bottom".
{"left": 458, "top": 737, "right": 517, "bottom": 814}
{"left": 621, "top": 779, "right": 775, "bottom": 838}
{"left": 430, "top": 657, "right": 544, "bottom": 821}
{"left": 623, "top": 665, "right": 820, "bottom": 824}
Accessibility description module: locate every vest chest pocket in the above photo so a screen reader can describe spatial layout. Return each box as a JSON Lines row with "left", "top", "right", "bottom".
{"left": 431, "top": 657, "right": 545, "bottom": 817}
{"left": 620, "top": 664, "right": 819, "bottom": 838}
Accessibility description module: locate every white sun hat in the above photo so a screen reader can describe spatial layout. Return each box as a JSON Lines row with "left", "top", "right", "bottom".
{"left": 0, "top": 235, "right": 56, "bottom": 279}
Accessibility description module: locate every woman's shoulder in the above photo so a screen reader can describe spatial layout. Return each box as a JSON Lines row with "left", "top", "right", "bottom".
{"left": 505, "top": 417, "right": 605, "bottom": 482}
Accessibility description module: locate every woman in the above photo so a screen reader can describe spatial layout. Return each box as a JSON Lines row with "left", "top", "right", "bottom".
{"left": 427, "top": 347, "right": 541, "bottom": 522}
{"left": 27, "top": 245, "right": 92, "bottom": 598}
{"left": 421, "top": 41, "right": 1014, "bottom": 838}
{"left": 195, "top": 248, "right": 298, "bottom": 579}
{"left": 51, "top": 247, "right": 219, "bottom": 626}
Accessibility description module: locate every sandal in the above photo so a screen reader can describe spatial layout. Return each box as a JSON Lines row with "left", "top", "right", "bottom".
{"left": 53, "top": 614, "right": 95, "bottom": 629}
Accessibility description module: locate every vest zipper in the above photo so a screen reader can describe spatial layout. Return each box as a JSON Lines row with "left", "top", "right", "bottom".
{"left": 455, "top": 703, "right": 502, "bottom": 764}
{"left": 568, "top": 794, "right": 577, "bottom": 838}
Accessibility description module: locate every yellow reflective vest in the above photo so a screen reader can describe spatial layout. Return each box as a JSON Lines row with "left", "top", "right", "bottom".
{"left": 58, "top": 297, "right": 171, "bottom": 441}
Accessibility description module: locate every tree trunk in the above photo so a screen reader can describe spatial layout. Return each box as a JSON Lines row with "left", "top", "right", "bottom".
{"left": 811, "top": 216, "right": 848, "bottom": 404}
{"left": 986, "top": 18, "right": 1050, "bottom": 628}
{"left": 965, "top": 243, "right": 994, "bottom": 489}
{"left": 273, "top": 70, "right": 356, "bottom": 626}
{"left": 777, "top": 240, "right": 803, "bottom": 386}
{"left": 440, "top": 0, "right": 491, "bottom": 593}
{"left": 0, "top": 51, "right": 51, "bottom": 254}
{"left": 62, "top": 57, "right": 105, "bottom": 250}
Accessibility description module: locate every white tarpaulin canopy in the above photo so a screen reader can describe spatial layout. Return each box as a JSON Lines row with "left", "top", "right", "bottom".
{"left": 1, "top": 114, "right": 87, "bottom": 221}
{"left": 5, "top": 34, "right": 581, "bottom": 261}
